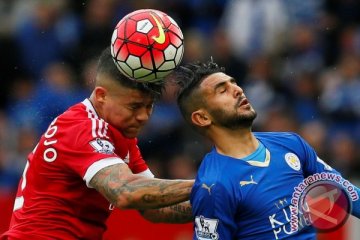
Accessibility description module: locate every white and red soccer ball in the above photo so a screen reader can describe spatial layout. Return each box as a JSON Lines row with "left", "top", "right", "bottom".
{"left": 111, "top": 9, "right": 184, "bottom": 82}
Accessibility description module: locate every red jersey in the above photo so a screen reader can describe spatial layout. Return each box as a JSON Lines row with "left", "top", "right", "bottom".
{"left": 2, "top": 99, "right": 153, "bottom": 240}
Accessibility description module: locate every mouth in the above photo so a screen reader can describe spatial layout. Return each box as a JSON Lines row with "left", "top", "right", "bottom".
{"left": 238, "top": 98, "right": 249, "bottom": 107}
{"left": 129, "top": 125, "right": 142, "bottom": 131}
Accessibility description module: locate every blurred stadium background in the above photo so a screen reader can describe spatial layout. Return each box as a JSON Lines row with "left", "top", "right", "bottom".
{"left": 0, "top": 0, "right": 359, "bottom": 239}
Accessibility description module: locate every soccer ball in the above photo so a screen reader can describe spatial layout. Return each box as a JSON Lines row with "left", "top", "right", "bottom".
{"left": 111, "top": 9, "right": 184, "bottom": 82}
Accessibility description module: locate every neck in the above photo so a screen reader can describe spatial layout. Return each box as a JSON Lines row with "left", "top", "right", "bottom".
{"left": 208, "top": 127, "right": 258, "bottom": 159}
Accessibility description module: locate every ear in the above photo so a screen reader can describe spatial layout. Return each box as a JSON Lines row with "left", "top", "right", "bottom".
{"left": 93, "top": 86, "right": 107, "bottom": 104}
{"left": 191, "top": 110, "right": 211, "bottom": 127}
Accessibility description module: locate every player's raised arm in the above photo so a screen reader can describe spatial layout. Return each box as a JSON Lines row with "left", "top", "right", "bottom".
{"left": 290, "top": 133, "right": 360, "bottom": 217}
{"left": 90, "top": 163, "right": 194, "bottom": 210}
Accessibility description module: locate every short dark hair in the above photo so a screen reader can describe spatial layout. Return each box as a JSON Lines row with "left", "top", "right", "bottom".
{"left": 96, "top": 47, "right": 164, "bottom": 98}
{"left": 174, "top": 59, "right": 225, "bottom": 126}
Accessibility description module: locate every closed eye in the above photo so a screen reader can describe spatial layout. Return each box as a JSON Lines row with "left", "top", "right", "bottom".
{"left": 219, "top": 87, "right": 226, "bottom": 93}
{"left": 128, "top": 104, "right": 142, "bottom": 110}
{"left": 128, "top": 103, "right": 154, "bottom": 111}
{"left": 214, "top": 78, "right": 237, "bottom": 94}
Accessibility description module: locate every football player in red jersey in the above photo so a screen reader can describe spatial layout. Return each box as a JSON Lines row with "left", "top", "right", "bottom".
{"left": 1, "top": 48, "right": 193, "bottom": 240}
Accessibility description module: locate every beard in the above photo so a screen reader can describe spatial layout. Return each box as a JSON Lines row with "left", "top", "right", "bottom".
{"left": 208, "top": 106, "right": 257, "bottom": 130}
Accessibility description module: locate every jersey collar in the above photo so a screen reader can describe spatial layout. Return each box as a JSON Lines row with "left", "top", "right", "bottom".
{"left": 82, "top": 98, "right": 99, "bottom": 118}
{"left": 245, "top": 148, "right": 271, "bottom": 167}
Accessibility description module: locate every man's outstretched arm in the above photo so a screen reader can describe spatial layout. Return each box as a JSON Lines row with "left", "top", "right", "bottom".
{"left": 90, "top": 163, "right": 194, "bottom": 210}
{"left": 139, "top": 201, "right": 193, "bottom": 223}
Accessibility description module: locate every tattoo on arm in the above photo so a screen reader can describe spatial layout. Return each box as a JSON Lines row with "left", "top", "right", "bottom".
{"left": 139, "top": 201, "right": 193, "bottom": 223}
{"left": 89, "top": 164, "right": 194, "bottom": 210}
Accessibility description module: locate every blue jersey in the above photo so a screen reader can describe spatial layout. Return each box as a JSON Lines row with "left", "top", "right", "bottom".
{"left": 191, "top": 132, "right": 340, "bottom": 240}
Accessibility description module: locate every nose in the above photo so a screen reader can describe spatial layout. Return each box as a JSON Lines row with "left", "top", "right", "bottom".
{"left": 233, "top": 84, "right": 243, "bottom": 98}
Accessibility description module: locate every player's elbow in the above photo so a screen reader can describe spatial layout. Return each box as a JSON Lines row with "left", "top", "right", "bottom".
{"left": 113, "top": 192, "right": 150, "bottom": 210}
{"left": 111, "top": 175, "right": 151, "bottom": 210}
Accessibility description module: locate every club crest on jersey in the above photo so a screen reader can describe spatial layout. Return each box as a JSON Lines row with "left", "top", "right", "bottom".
{"left": 90, "top": 138, "right": 115, "bottom": 154}
{"left": 195, "top": 215, "right": 219, "bottom": 240}
{"left": 285, "top": 153, "right": 301, "bottom": 171}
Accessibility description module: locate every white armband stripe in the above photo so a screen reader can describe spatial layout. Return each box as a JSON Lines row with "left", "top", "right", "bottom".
{"left": 136, "top": 169, "right": 154, "bottom": 178}
{"left": 84, "top": 157, "right": 125, "bottom": 188}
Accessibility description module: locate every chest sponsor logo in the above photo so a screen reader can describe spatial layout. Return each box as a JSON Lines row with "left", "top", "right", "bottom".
{"left": 268, "top": 200, "right": 308, "bottom": 239}
{"left": 285, "top": 153, "right": 301, "bottom": 171}
{"left": 195, "top": 215, "right": 219, "bottom": 240}
{"left": 90, "top": 138, "right": 115, "bottom": 154}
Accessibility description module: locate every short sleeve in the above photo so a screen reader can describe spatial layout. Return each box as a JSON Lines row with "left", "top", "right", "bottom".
{"left": 136, "top": 169, "right": 154, "bottom": 178}
{"left": 292, "top": 134, "right": 341, "bottom": 177}
{"left": 58, "top": 118, "right": 124, "bottom": 185}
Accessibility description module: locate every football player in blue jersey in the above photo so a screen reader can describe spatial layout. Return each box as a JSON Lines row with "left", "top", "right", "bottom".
{"left": 173, "top": 60, "right": 360, "bottom": 239}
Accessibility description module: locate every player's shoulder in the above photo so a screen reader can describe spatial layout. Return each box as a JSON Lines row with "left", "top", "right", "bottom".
{"left": 196, "top": 151, "right": 236, "bottom": 188}
{"left": 57, "top": 101, "right": 92, "bottom": 128}
{"left": 254, "top": 131, "right": 303, "bottom": 144}
{"left": 59, "top": 100, "right": 87, "bottom": 119}
{"left": 198, "top": 150, "right": 226, "bottom": 173}
{"left": 55, "top": 99, "right": 113, "bottom": 142}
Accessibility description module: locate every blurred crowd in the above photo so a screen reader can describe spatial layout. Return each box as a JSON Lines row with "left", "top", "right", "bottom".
{"left": 0, "top": 0, "right": 360, "bottom": 195}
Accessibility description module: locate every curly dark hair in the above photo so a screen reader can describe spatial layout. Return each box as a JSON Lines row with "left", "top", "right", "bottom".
{"left": 173, "top": 59, "right": 225, "bottom": 126}
{"left": 96, "top": 47, "right": 164, "bottom": 99}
